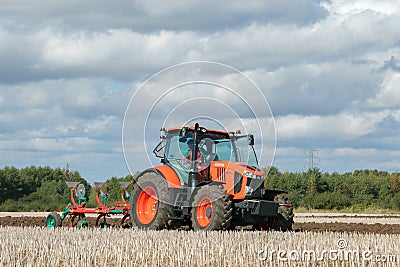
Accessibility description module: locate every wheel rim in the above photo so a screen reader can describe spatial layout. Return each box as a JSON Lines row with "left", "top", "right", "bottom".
{"left": 136, "top": 186, "right": 158, "bottom": 225}
{"left": 46, "top": 216, "right": 56, "bottom": 228}
{"left": 196, "top": 197, "right": 212, "bottom": 228}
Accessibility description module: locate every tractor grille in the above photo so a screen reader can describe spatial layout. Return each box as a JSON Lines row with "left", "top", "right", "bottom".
{"left": 216, "top": 167, "right": 226, "bottom": 182}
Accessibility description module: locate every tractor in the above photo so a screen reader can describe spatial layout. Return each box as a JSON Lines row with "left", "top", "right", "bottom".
{"left": 130, "top": 123, "right": 293, "bottom": 231}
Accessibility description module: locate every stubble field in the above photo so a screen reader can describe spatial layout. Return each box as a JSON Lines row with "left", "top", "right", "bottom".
{"left": 0, "top": 213, "right": 399, "bottom": 266}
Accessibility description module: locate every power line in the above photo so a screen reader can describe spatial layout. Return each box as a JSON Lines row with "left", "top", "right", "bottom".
{"left": 304, "top": 148, "right": 319, "bottom": 169}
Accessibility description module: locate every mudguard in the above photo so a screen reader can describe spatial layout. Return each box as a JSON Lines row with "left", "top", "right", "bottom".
{"left": 144, "top": 166, "right": 182, "bottom": 188}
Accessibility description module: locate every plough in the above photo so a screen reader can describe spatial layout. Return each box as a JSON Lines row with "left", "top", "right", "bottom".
{"left": 46, "top": 181, "right": 132, "bottom": 228}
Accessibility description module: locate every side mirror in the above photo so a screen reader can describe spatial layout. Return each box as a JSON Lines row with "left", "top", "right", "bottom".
{"left": 248, "top": 134, "right": 254, "bottom": 146}
{"left": 153, "top": 140, "right": 166, "bottom": 158}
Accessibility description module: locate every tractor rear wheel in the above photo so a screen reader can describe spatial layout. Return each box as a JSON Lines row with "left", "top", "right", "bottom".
{"left": 191, "top": 185, "right": 232, "bottom": 231}
{"left": 46, "top": 212, "right": 62, "bottom": 228}
{"left": 274, "top": 194, "right": 294, "bottom": 231}
{"left": 131, "top": 172, "right": 170, "bottom": 230}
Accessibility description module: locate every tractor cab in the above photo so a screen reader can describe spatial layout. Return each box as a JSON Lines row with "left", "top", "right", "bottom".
{"left": 154, "top": 125, "right": 259, "bottom": 186}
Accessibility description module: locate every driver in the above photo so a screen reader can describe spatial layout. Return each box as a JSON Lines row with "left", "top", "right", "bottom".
{"left": 183, "top": 139, "right": 203, "bottom": 163}
{"left": 183, "top": 139, "right": 209, "bottom": 180}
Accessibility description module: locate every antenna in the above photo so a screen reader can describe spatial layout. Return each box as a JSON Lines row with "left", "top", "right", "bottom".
{"left": 304, "top": 148, "right": 319, "bottom": 169}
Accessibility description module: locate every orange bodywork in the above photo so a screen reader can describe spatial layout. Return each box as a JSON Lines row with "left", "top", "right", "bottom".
{"left": 154, "top": 165, "right": 182, "bottom": 188}
{"left": 155, "top": 161, "right": 264, "bottom": 199}
{"left": 209, "top": 161, "right": 264, "bottom": 200}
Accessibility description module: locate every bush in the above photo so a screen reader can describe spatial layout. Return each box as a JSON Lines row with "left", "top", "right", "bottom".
{"left": 0, "top": 199, "right": 20, "bottom": 212}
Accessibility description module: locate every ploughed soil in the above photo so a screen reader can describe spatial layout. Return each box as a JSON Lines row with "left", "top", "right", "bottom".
{"left": 293, "top": 222, "right": 400, "bottom": 234}
{"left": 0, "top": 216, "right": 399, "bottom": 234}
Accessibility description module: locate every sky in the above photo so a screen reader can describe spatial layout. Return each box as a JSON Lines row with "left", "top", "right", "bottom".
{"left": 1, "top": 0, "right": 400, "bottom": 182}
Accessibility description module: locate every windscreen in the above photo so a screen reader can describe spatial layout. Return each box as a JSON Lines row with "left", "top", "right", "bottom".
{"left": 214, "top": 140, "right": 234, "bottom": 162}
{"left": 234, "top": 137, "right": 259, "bottom": 168}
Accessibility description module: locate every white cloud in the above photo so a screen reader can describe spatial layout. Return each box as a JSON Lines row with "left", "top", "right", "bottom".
{"left": 332, "top": 147, "right": 378, "bottom": 157}
{"left": 1, "top": 0, "right": 400, "bottom": 178}
{"left": 245, "top": 61, "right": 380, "bottom": 116}
{"left": 0, "top": 0, "right": 326, "bottom": 33}
{"left": 0, "top": 0, "right": 398, "bottom": 87}
{"left": 378, "top": 160, "right": 400, "bottom": 170}
{"left": 276, "top": 111, "right": 388, "bottom": 140}
{"left": 366, "top": 70, "right": 400, "bottom": 108}
{"left": 0, "top": 1, "right": 396, "bottom": 84}
{"left": 323, "top": 0, "right": 400, "bottom": 16}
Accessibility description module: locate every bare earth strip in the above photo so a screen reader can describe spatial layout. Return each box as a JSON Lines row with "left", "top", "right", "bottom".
{"left": 295, "top": 213, "right": 400, "bottom": 225}
{"left": 3, "top": 212, "right": 400, "bottom": 225}
{"left": 0, "top": 212, "right": 50, "bottom": 217}
{"left": 1, "top": 212, "right": 400, "bottom": 234}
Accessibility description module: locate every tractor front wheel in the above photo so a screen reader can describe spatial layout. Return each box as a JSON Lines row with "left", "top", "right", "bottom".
{"left": 191, "top": 185, "right": 232, "bottom": 231}
{"left": 131, "top": 173, "right": 170, "bottom": 230}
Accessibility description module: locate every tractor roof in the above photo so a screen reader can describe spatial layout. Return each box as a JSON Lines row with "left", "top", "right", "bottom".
{"left": 167, "top": 126, "right": 231, "bottom": 137}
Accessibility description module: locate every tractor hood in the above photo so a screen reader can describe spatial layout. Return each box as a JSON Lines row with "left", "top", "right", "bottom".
{"left": 235, "top": 163, "right": 265, "bottom": 197}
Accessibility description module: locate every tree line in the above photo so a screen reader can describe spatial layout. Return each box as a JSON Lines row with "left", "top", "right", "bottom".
{"left": 0, "top": 166, "right": 89, "bottom": 211}
{"left": 1, "top": 166, "right": 400, "bottom": 212}
{"left": 265, "top": 167, "right": 400, "bottom": 211}
{"left": 0, "top": 166, "right": 136, "bottom": 211}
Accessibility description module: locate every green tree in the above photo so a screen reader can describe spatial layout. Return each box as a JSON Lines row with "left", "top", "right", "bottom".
{"left": 0, "top": 166, "right": 87, "bottom": 211}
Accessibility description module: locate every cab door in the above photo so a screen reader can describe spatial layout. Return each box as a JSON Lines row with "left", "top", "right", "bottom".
{"left": 164, "top": 135, "right": 191, "bottom": 184}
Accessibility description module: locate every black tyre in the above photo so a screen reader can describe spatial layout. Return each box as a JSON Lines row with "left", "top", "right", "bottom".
{"left": 46, "top": 212, "right": 62, "bottom": 228}
{"left": 130, "top": 172, "right": 170, "bottom": 230}
{"left": 191, "top": 185, "right": 233, "bottom": 231}
{"left": 274, "top": 194, "right": 294, "bottom": 231}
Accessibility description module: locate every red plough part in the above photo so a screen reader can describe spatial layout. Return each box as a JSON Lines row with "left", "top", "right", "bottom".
{"left": 46, "top": 181, "right": 133, "bottom": 228}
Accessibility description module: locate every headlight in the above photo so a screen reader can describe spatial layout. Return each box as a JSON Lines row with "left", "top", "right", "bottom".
{"left": 244, "top": 171, "right": 264, "bottom": 180}
{"left": 244, "top": 171, "right": 256, "bottom": 179}
{"left": 245, "top": 186, "right": 254, "bottom": 196}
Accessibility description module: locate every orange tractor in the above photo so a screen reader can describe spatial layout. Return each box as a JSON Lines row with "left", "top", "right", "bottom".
{"left": 130, "top": 123, "right": 293, "bottom": 231}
